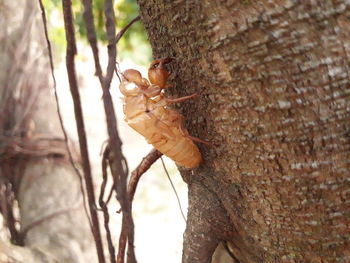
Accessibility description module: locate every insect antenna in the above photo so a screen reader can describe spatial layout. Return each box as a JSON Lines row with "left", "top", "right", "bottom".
{"left": 160, "top": 157, "right": 186, "bottom": 222}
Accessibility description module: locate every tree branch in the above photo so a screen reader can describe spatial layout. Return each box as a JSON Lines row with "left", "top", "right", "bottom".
{"left": 81, "top": 0, "right": 138, "bottom": 262}
{"left": 99, "top": 147, "right": 116, "bottom": 263}
{"left": 61, "top": 1, "right": 105, "bottom": 262}
{"left": 81, "top": 0, "right": 104, "bottom": 82}
{"left": 116, "top": 148, "right": 162, "bottom": 263}
{"left": 102, "top": 1, "right": 139, "bottom": 262}
{"left": 128, "top": 148, "right": 162, "bottom": 202}
{"left": 19, "top": 203, "right": 81, "bottom": 241}
{"left": 113, "top": 16, "right": 140, "bottom": 45}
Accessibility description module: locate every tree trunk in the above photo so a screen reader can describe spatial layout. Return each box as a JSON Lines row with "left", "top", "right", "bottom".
{"left": 137, "top": 0, "right": 350, "bottom": 262}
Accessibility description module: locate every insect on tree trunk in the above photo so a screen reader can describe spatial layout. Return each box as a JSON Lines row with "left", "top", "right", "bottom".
{"left": 137, "top": 1, "right": 350, "bottom": 262}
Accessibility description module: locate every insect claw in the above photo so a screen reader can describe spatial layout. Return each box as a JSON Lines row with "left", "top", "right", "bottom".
{"left": 166, "top": 93, "right": 199, "bottom": 104}
{"left": 186, "top": 135, "right": 214, "bottom": 147}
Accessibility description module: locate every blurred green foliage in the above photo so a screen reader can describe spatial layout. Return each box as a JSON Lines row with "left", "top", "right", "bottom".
{"left": 42, "top": 0, "right": 151, "bottom": 65}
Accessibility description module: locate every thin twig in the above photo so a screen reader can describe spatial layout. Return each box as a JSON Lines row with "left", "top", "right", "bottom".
{"left": 113, "top": 16, "right": 140, "bottom": 91}
{"left": 128, "top": 148, "right": 162, "bottom": 202}
{"left": 160, "top": 157, "right": 186, "bottom": 222}
{"left": 113, "top": 16, "right": 140, "bottom": 45}
{"left": 106, "top": 181, "right": 115, "bottom": 206}
{"left": 99, "top": 147, "right": 116, "bottom": 263}
{"left": 117, "top": 148, "right": 162, "bottom": 263}
{"left": 19, "top": 203, "right": 81, "bottom": 240}
{"left": 37, "top": 0, "right": 92, "bottom": 228}
{"left": 98, "top": 145, "right": 109, "bottom": 206}
{"left": 82, "top": 0, "right": 136, "bottom": 261}
{"left": 116, "top": 215, "right": 128, "bottom": 263}
{"left": 81, "top": 2, "right": 141, "bottom": 263}
{"left": 61, "top": 1, "right": 105, "bottom": 262}
{"left": 114, "top": 64, "right": 122, "bottom": 82}
{"left": 81, "top": 0, "right": 104, "bottom": 82}
{"left": 103, "top": 1, "right": 137, "bottom": 262}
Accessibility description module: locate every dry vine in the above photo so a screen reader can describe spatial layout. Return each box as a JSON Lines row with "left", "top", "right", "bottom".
{"left": 116, "top": 148, "right": 163, "bottom": 261}
{"left": 38, "top": 1, "right": 174, "bottom": 263}
{"left": 80, "top": 1, "right": 141, "bottom": 262}
{"left": 99, "top": 146, "right": 116, "bottom": 263}
{"left": 62, "top": 0, "right": 105, "bottom": 262}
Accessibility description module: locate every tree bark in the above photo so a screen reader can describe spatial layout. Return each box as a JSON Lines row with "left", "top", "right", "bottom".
{"left": 137, "top": 0, "right": 350, "bottom": 262}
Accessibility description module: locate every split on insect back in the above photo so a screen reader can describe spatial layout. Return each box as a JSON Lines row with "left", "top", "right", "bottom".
{"left": 119, "top": 58, "right": 203, "bottom": 168}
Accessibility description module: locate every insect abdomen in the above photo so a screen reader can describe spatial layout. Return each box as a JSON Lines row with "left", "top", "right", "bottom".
{"left": 151, "top": 136, "right": 202, "bottom": 168}
{"left": 120, "top": 60, "right": 203, "bottom": 168}
{"left": 127, "top": 113, "right": 202, "bottom": 168}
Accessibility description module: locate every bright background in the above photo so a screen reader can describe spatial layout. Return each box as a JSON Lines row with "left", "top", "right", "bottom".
{"left": 47, "top": 1, "right": 189, "bottom": 260}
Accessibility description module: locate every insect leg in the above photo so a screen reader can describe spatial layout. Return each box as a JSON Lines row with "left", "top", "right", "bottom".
{"left": 146, "top": 109, "right": 176, "bottom": 139}
{"left": 166, "top": 92, "right": 199, "bottom": 104}
{"left": 166, "top": 111, "right": 212, "bottom": 146}
{"left": 186, "top": 135, "right": 213, "bottom": 146}
{"left": 166, "top": 110, "right": 189, "bottom": 136}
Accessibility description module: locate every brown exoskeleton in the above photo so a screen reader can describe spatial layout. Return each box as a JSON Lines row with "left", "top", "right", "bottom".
{"left": 119, "top": 58, "right": 202, "bottom": 168}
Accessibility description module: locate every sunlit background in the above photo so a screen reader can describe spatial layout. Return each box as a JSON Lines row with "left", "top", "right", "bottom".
{"left": 42, "top": 0, "right": 188, "bottom": 262}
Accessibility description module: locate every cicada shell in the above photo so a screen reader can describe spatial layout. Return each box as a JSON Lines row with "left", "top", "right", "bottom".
{"left": 119, "top": 59, "right": 202, "bottom": 168}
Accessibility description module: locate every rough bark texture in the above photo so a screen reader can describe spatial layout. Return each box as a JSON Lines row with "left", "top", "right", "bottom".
{"left": 137, "top": 0, "right": 350, "bottom": 262}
